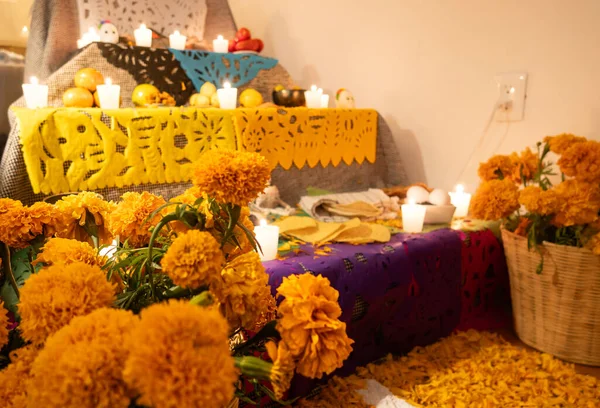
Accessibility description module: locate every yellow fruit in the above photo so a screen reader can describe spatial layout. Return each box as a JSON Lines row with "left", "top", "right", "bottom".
{"left": 210, "top": 93, "right": 220, "bottom": 108}
{"left": 74, "top": 68, "right": 104, "bottom": 92}
{"left": 274, "top": 84, "right": 285, "bottom": 92}
{"left": 93, "top": 91, "right": 100, "bottom": 107}
{"left": 200, "top": 82, "right": 217, "bottom": 97}
{"left": 239, "top": 88, "right": 263, "bottom": 108}
{"left": 132, "top": 84, "right": 160, "bottom": 107}
{"left": 63, "top": 87, "right": 94, "bottom": 108}
{"left": 190, "top": 93, "right": 210, "bottom": 107}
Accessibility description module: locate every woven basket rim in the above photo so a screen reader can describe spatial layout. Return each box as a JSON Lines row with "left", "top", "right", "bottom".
{"left": 501, "top": 227, "right": 598, "bottom": 257}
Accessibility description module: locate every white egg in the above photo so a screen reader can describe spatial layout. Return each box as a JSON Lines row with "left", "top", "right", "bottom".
{"left": 406, "top": 186, "right": 429, "bottom": 204}
{"left": 428, "top": 189, "right": 451, "bottom": 206}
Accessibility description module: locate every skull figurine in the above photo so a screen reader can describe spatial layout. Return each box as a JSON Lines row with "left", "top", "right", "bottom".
{"left": 98, "top": 21, "right": 119, "bottom": 44}
{"left": 335, "top": 88, "right": 356, "bottom": 109}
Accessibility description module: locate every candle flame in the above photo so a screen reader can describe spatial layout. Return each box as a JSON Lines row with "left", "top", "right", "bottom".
{"left": 260, "top": 219, "right": 267, "bottom": 227}
{"left": 140, "top": 23, "right": 147, "bottom": 30}
{"left": 408, "top": 199, "right": 416, "bottom": 205}
{"left": 105, "top": 78, "right": 112, "bottom": 86}
{"left": 21, "top": 26, "right": 28, "bottom": 33}
{"left": 456, "top": 184, "right": 465, "bottom": 193}
{"left": 174, "top": 30, "right": 180, "bottom": 36}
{"left": 30, "top": 76, "right": 38, "bottom": 85}
{"left": 317, "top": 88, "right": 323, "bottom": 94}
{"left": 223, "top": 82, "right": 231, "bottom": 89}
{"left": 217, "top": 35, "right": 224, "bottom": 40}
{"left": 310, "top": 85, "right": 317, "bottom": 92}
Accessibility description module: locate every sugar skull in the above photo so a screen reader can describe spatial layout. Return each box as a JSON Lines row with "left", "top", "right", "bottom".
{"left": 335, "top": 88, "right": 356, "bottom": 109}
{"left": 98, "top": 21, "right": 119, "bottom": 44}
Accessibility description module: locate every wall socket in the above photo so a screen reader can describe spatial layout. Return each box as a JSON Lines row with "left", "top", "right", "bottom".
{"left": 494, "top": 72, "right": 528, "bottom": 122}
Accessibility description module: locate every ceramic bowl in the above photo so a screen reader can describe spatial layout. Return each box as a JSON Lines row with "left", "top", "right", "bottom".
{"left": 272, "top": 89, "right": 306, "bottom": 107}
{"left": 423, "top": 204, "right": 456, "bottom": 224}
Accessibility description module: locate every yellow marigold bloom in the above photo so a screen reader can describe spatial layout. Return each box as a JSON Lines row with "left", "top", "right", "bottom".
{"left": 18, "top": 262, "right": 115, "bottom": 344}
{"left": 558, "top": 140, "right": 600, "bottom": 183}
{"left": 32, "top": 237, "right": 103, "bottom": 267}
{"left": 192, "top": 150, "right": 271, "bottom": 206}
{"left": 28, "top": 308, "right": 138, "bottom": 408}
{"left": 212, "top": 252, "right": 275, "bottom": 329}
{"left": 587, "top": 233, "right": 600, "bottom": 255}
{"left": 123, "top": 300, "right": 236, "bottom": 408}
{"left": 518, "top": 186, "right": 559, "bottom": 215}
{"left": 544, "top": 133, "right": 587, "bottom": 154}
{"left": 0, "top": 344, "right": 41, "bottom": 408}
{"left": 470, "top": 179, "right": 520, "bottom": 221}
{"left": 0, "top": 301, "right": 9, "bottom": 350}
{"left": 509, "top": 147, "right": 538, "bottom": 182}
{"left": 108, "top": 191, "right": 166, "bottom": 247}
{"left": 477, "top": 155, "right": 514, "bottom": 182}
{"left": 276, "top": 274, "right": 353, "bottom": 379}
{"left": 53, "top": 192, "right": 115, "bottom": 243}
{"left": 161, "top": 230, "right": 224, "bottom": 289}
{"left": 552, "top": 179, "right": 600, "bottom": 227}
{"left": 266, "top": 341, "right": 296, "bottom": 400}
{"left": 0, "top": 199, "right": 54, "bottom": 248}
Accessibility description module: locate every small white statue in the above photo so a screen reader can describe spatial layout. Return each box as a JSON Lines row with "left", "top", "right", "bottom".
{"left": 335, "top": 88, "right": 356, "bottom": 109}
{"left": 98, "top": 20, "right": 119, "bottom": 44}
{"left": 251, "top": 185, "right": 295, "bottom": 217}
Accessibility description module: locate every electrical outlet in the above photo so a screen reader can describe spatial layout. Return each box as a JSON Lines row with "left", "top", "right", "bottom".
{"left": 494, "top": 72, "right": 528, "bottom": 122}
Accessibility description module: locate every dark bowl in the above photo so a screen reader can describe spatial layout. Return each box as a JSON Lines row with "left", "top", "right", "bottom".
{"left": 272, "top": 89, "right": 306, "bottom": 107}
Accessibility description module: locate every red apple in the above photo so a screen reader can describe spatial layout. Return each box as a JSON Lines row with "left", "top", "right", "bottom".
{"left": 228, "top": 39, "right": 236, "bottom": 52}
{"left": 235, "top": 27, "right": 251, "bottom": 42}
{"left": 256, "top": 39, "right": 264, "bottom": 52}
{"left": 234, "top": 39, "right": 253, "bottom": 51}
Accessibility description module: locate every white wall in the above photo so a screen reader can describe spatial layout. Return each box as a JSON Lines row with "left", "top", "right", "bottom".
{"left": 0, "top": 0, "right": 32, "bottom": 47}
{"left": 229, "top": 0, "right": 600, "bottom": 192}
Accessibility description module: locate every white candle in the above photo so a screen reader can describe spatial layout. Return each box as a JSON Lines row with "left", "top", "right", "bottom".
{"left": 217, "top": 81, "right": 237, "bottom": 109}
{"left": 22, "top": 76, "right": 48, "bottom": 109}
{"left": 449, "top": 184, "right": 472, "bottom": 218}
{"left": 304, "top": 84, "right": 321, "bottom": 108}
{"left": 401, "top": 199, "right": 427, "bottom": 233}
{"left": 320, "top": 94, "right": 330, "bottom": 108}
{"left": 169, "top": 30, "right": 187, "bottom": 50}
{"left": 99, "top": 238, "right": 119, "bottom": 260}
{"left": 134, "top": 23, "right": 152, "bottom": 47}
{"left": 254, "top": 219, "right": 279, "bottom": 261}
{"left": 96, "top": 77, "right": 120, "bottom": 109}
{"left": 77, "top": 27, "right": 100, "bottom": 48}
{"left": 212, "top": 34, "right": 229, "bottom": 53}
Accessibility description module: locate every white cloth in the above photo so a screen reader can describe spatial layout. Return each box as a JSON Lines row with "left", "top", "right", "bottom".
{"left": 356, "top": 379, "right": 416, "bottom": 408}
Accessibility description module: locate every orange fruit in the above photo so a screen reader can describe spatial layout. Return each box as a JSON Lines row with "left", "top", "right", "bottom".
{"left": 63, "top": 87, "right": 94, "bottom": 108}
{"left": 74, "top": 68, "right": 105, "bottom": 92}
{"left": 239, "top": 88, "right": 263, "bottom": 108}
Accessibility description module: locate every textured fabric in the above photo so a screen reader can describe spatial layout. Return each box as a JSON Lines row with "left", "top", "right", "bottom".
{"left": 171, "top": 50, "right": 278, "bottom": 90}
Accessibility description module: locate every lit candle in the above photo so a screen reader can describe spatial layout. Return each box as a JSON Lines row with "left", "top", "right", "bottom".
{"left": 304, "top": 84, "right": 321, "bottom": 108}
{"left": 449, "top": 184, "right": 472, "bottom": 218}
{"left": 99, "top": 238, "right": 119, "bottom": 260}
{"left": 96, "top": 77, "right": 120, "bottom": 109}
{"left": 217, "top": 81, "right": 237, "bottom": 109}
{"left": 212, "top": 34, "right": 229, "bottom": 53}
{"left": 21, "top": 26, "right": 28, "bottom": 38}
{"left": 401, "top": 199, "right": 427, "bottom": 233}
{"left": 22, "top": 76, "right": 48, "bottom": 109}
{"left": 320, "top": 94, "right": 330, "bottom": 108}
{"left": 169, "top": 30, "right": 187, "bottom": 50}
{"left": 254, "top": 219, "right": 280, "bottom": 261}
{"left": 134, "top": 23, "right": 152, "bottom": 47}
{"left": 77, "top": 27, "right": 100, "bottom": 48}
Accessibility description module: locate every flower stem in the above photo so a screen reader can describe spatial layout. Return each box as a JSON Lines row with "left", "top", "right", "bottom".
{"left": 2, "top": 243, "right": 19, "bottom": 299}
{"left": 234, "top": 356, "right": 273, "bottom": 381}
{"left": 146, "top": 213, "right": 178, "bottom": 299}
{"left": 189, "top": 291, "right": 214, "bottom": 306}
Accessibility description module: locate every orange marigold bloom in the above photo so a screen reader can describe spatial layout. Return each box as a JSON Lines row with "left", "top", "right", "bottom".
{"left": 0, "top": 344, "right": 41, "bottom": 408}
{"left": 32, "top": 237, "right": 103, "bottom": 267}
{"left": 266, "top": 341, "right": 296, "bottom": 400}
{"left": 552, "top": 179, "right": 600, "bottom": 227}
{"left": 212, "top": 252, "right": 275, "bottom": 330}
{"left": 544, "top": 133, "right": 587, "bottom": 155}
{"left": 28, "top": 308, "right": 138, "bottom": 408}
{"left": 477, "top": 155, "right": 514, "bottom": 182}
{"left": 557, "top": 141, "right": 600, "bottom": 183}
{"left": 0, "top": 199, "right": 54, "bottom": 248}
{"left": 509, "top": 147, "right": 539, "bottom": 182}
{"left": 0, "top": 301, "right": 9, "bottom": 350}
{"left": 470, "top": 179, "right": 520, "bottom": 221}
{"left": 160, "top": 230, "right": 224, "bottom": 289}
{"left": 108, "top": 192, "right": 166, "bottom": 247}
{"left": 513, "top": 217, "right": 532, "bottom": 237}
{"left": 586, "top": 233, "right": 600, "bottom": 255}
{"left": 18, "top": 262, "right": 115, "bottom": 344}
{"left": 192, "top": 150, "right": 271, "bottom": 206}
{"left": 276, "top": 274, "right": 354, "bottom": 379}
{"left": 518, "top": 186, "right": 559, "bottom": 215}
{"left": 123, "top": 300, "right": 236, "bottom": 408}
{"left": 52, "top": 192, "right": 115, "bottom": 243}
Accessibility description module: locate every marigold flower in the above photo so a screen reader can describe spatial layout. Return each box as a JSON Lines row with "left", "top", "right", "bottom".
{"left": 28, "top": 308, "right": 138, "bottom": 408}
{"left": 18, "top": 262, "right": 115, "bottom": 344}
{"left": 52, "top": 192, "right": 115, "bottom": 243}
{"left": 108, "top": 192, "right": 166, "bottom": 247}
{"left": 32, "top": 237, "right": 103, "bottom": 267}
{"left": 276, "top": 274, "right": 353, "bottom": 379}
{"left": 0, "top": 301, "right": 9, "bottom": 350}
{"left": 552, "top": 179, "right": 600, "bottom": 227}
{"left": 0, "top": 344, "right": 41, "bottom": 408}
{"left": 509, "top": 147, "right": 538, "bottom": 182}
{"left": 266, "top": 341, "right": 296, "bottom": 400}
{"left": 212, "top": 252, "right": 275, "bottom": 329}
{"left": 0, "top": 199, "right": 54, "bottom": 248}
{"left": 477, "top": 155, "right": 514, "bottom": 182}
{"left": 513, "top": 217, "right": 532, "bottom": 237}
{"left": 558, "top": 141, "right": 600, "bottom": 183}
{"left": 586, "top": 233, "right": 600, "bottom": 255}
{"left": 544, "top": 133, "right": 587, "bottom": 154}
{"left": 470, "top": 179, "right": 520, "bottom": 221}
{"left": 192, "top": 150, "right": 271, "bottom": 206}
{"left": 518, "top": 186, "right": 559, "bottom": 215}
{"left": 123, "top": 300, "right": 236, "bottom": 408}
{"left": 161, "top": 230, "right": 224, "bottom": 289}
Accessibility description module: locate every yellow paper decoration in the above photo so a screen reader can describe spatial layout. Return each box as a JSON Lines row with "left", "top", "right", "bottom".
{"left": 14, "top": 107, "right": 377, "bottom": 194}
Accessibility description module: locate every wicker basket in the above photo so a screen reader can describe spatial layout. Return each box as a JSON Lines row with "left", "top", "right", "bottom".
{"left": 502, "top": 229, "right": 600, "bottom": 366}
{"left": 227, "top": 398, "right": 239, "bottom": 408}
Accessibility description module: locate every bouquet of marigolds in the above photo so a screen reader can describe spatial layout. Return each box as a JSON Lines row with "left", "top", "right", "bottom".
{"left": 470, "top": 134, "right": 600, "bottom": 270}
{"left": 0, "top": 150, "right": 353, "bottom": 408}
